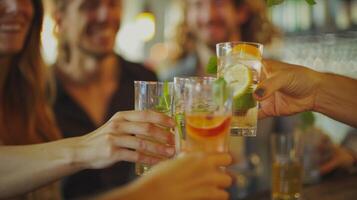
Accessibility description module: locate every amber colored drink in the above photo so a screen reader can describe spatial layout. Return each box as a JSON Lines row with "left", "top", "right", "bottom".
{"left": 272, "top": 161, "right": 303, "bottom": 200}
{"left": 185, "top": 114, "right": 231, "bottom": 153}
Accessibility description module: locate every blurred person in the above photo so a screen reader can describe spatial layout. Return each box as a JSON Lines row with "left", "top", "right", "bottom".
{"left": 157, "top": 0, "right": 279, "bottom": 80}
{"left": 255, "top": 59, "right": 357, "bottom": 173}
{"left": 52, "top": 0, "right": 158, "bottom": 198}
{"left": 0, "top": 0, "right": 62, "bottom": 198}
{"left": 0, "top": 0, "right": 174, "bottom": 198}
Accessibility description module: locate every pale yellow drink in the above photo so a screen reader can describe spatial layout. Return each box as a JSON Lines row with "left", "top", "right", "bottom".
{"left": 272, "top": 161, "right": 303, "bottom": 200}
{"left": 217, "top": 42, "right": 263, "bottom": 136}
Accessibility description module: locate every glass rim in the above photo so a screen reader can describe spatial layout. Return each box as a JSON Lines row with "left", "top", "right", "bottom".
{"left": 174, "top": 76, "right": 216, "bottom": 80}
{"left": 216, "top": 41, "right": 263, "bottom": 49}
{"left": 134, "top": 80, "right": 173, "bottom": 85}
{"left": 186, "top": 76, "right": 217, "bottom": 81}
{"left": 173, "top": 77, "right": 189, "bottom": 82}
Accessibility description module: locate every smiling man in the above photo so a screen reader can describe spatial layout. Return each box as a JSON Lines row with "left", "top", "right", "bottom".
{"left": 52, "top": 0, "right": 157, "bottom": 198}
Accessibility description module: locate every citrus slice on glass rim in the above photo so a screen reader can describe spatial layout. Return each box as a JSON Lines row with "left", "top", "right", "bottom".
{"left": 186, "top": 115, "right": 231, "bottom": 138}
{"left": 232, "top": 43, "right": 262, "bottom": 59}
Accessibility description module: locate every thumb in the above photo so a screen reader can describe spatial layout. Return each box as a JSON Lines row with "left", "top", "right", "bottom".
{"left": 254, "top": 71, "right": 290, "bottom": 101}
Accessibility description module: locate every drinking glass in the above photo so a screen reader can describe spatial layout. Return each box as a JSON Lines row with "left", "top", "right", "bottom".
{"left": 134, "top": 81, "right": 173, "bottom": 175}
{"left": 216, "top": 42, "right": 263, "bottom": 136}
{"left": 184, "top": 77, "right": 232, "bottom": 153}
{"left": 173, "top": 77, "right": 188, "bottom": 154}
{"left": 271, "top": 133, "right": 304, "bottom": 200}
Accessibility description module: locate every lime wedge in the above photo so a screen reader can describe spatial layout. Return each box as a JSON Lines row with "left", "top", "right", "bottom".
{"left": 233, "top": 89, "right": 256, "bottom": 112}
{"left": 223, "top": 64, "right": 252, "bottom": 98}
{"left": 223, "top": 64, "right": 257, "bottom": 112}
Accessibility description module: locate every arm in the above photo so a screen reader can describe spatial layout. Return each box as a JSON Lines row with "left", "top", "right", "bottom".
{"left": 0, "top": 138, "right": 82, "bottom": 198}
{"left": 256, "top": 60, "right": 357, "bottom": 127}
{"left": 315, "top": 72, "right": 357, "bottom": 127}
{"left": 0, "top": 110, "right": 175, "bottom": 198}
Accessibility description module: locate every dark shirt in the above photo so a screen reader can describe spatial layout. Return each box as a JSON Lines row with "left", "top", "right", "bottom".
{"left": 54, "top": 56, "right": 157, "bottom": 199}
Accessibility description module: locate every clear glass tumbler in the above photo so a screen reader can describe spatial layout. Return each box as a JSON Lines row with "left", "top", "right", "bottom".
{"left": 134, "top": 81, "right": 173, "bottom": 175}
{"left": 216, "top": 42, "right": 263, "bottom": 136}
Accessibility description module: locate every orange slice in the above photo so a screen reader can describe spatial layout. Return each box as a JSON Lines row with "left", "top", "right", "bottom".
{"left": 186, "top": 115, "right": 231, "bottom": 138}
{"left": 232, "top": 44, "right": 262, "bottom": 59}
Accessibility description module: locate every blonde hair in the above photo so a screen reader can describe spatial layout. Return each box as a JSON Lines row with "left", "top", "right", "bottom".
{"left": 0, "top": 0, "right": 61, "bottom": 145}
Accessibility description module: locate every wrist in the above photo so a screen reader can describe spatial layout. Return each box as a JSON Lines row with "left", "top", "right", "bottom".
{"left": 60, "top": 136, "right": 88, "bottom": 171}
{"left": 313, "top": 71, "right": 329, "bottom": 113}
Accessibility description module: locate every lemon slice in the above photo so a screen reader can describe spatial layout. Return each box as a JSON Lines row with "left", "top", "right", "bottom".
{"left": 223, "top": 64, "right": 252, "bottom": 98}
{"left": 232, "top": 44, "right": 262, "bottom": 59}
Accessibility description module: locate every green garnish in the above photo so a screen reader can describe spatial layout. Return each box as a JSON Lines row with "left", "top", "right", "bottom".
{"left": 267, "top": 0, "right": 316, "bottom": 6}
{"left": 206, "top": 56, "right": 217, "bottom": 74}
{"left": 233, "top": 88, "right": 256, "bottom": 112}
{"left": 213, "top": 77, "right": 228, "bottom": 105}
{"left": 299, "top": 111, "right": 315, "bottom": 131}
{"left": 175, "top": 113, "right": 185, "bottom": 139}
{"left": 267, "top": 0, "right": 284, "bottom": 6}
{"left": 305, "top": 0, "right": 316, "bottom": 5}
{"left": 155, "top": 81, "right": 171, "bottom": 114}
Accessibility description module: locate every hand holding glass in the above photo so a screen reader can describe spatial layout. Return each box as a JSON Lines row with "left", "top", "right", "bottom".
{"left": 134, "top": 81, "right": 173, "bottom": 175}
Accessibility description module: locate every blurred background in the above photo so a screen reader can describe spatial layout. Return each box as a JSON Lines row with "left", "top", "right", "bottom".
{"left": 41, "top": 0, "right": 356, "bottom": 144}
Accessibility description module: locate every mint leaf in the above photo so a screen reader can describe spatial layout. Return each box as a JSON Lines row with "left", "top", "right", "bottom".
{"left": 267, "top": 0, "right": 284, "bottom": 7}
{"left": 206, "top": 56, "right": 217, "bottom": 74}
{"left": 155, "top": 81, "right": 171, "bottom": 114}
{"left": 299, "top": 111, "right": 315, "bottom": 131}
{"left": 175, "top": 113, "right": 185, "bottom": 139}
{"left": 305, "top": 0, "right": 316, "bottom": 5}
{"left": 213, "top": 77, "right": 228, "bottom": 105}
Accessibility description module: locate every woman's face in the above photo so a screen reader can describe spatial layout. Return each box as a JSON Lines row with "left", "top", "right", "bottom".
{"left": 0, "top": 0, "right": 34, "bottom": 56}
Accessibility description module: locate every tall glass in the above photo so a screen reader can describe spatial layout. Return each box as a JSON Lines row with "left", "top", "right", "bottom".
{"left": 184, "top": 77, "right": 232, "bottom": 153}
{"left": 216, "top": 42, "right": 263, "bottom": 136}
{"left": 134, "top": 81, "right": 173, "bottom": 175}
{"left": 271, "top": 133, "right": 304, "bottom": 200}
{"left": 173, "top": 77, "right": 188, "bottom": 154}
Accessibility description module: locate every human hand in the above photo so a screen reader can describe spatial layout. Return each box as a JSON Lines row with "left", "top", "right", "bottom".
{"left": 320, "top": 145, "right": 356, "bottom": 175}
{"left": 254, "top": 60, "right": 322, "bottom": 119}
{"left": 100, "top": 153, "right": 233, "bottom": 200}
{"left": 71, "top": 110, "right": 175, "bottom": 169}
